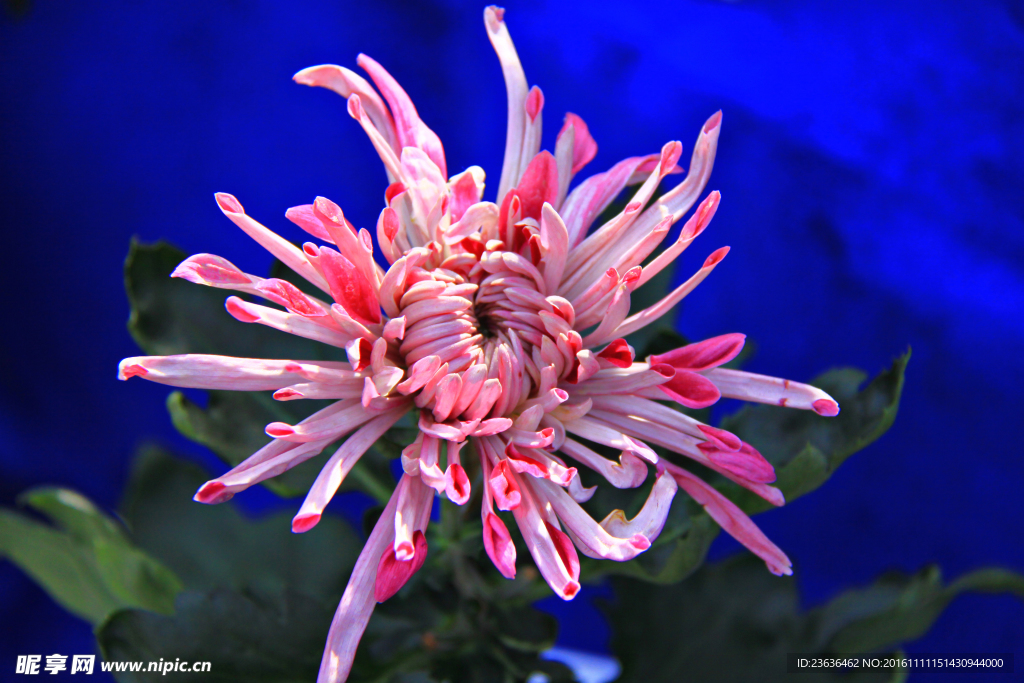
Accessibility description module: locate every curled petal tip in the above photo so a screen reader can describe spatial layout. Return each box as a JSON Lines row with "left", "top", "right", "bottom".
{"left": 525, "top": 86, "right": 544, "bottom": 122}
{"left": 214, "top": 192, "right": 243, "bottom": 214}
{"left": 560, "top": 581, "right": 581, "bottom": 600}
{"left": 292, "top": 513, "right": 321, "bottom": 533}
{"left": 118, "top": 361, "right": 148, "bottom": 380}
{"left": 484, "top": 5, "right": 506, "bottom": 28}
{"left": 703, "top": 246, "right": 730, "bottom": 268}
{"left": 194, "top": 481, "right": 231, "bottom": 504}
{"left": 265, "top": 422, "right": 295, "bottom": 438}
{"left": 812, "top": 398, "right": 840, "bottom": 417}
{"left": 444, "top": 463, "right": 471, "bottom": 505}
{"left": 292, "top": 64, "right": 334, "bottom": 86}
{"left": 629, "top": 534, "right": 651, "bottom": 551}
{"left": 704, "top": 110, "right": 723, "bottom": 133}
{"left": 225, "top": 296, "right": 260, "bottom": 323}
{"left": 346, "top": 93, "right": 364, "bottom": 119}
{"left": 661, "top": 140, "right": 683, "bottom": 170}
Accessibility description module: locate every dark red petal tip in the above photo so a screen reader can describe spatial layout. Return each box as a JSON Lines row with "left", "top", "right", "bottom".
{"left": 291, "top": 513, "right": 321, "bottom": 534}
{"left": 813, "top": 399, "right": 840, "bottom": 417}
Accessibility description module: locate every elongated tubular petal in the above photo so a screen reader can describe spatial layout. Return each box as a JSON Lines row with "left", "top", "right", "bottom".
{"left": 448, "top": 363, "right": 486, "bottom": 417}
{"left": 312, "top": 197, "right": 382, "bottom": 290}
{"left": 273, "top": 380, "right": 365, "bottom": 401}
{"left": 431, "top": 374, "right": 462, "bottom": 423}
{"left": 705, "top": 367, "right": 841, "bottom": 415}
{"left": 539, "top": 203, "right": 569, "bottom": 294}
{"left": 554, "top": 120, "right": 575, "bottom": 209}
{"left": 559, "top": 153, "right": 660, "bottom": 247}
{"left": 532, "top": 477, "right": 651, "bottom": 561}
{"left": 662, "top": 461, "right": 792, "bottom": 576}
{"left": 347, "top": 94, "right": 407, "bottom": 184}
{"left": 557, "top": 437, "right": 648, "bottom": 489}
{"left": 612, "top": 246, "right": 730, "bottom": 339}
{"left": 267, "top": 398, "right": 402, "bottom": 443}
{"left": 599, "top": 468, "right": 678, "bottom": 540}
{"left": 624, "top": 110, "right": 722, "bottom": 246}
{"left": 316, "top": 246, "right": 381, "bottom": 326}
{"left": 561, "top": 141, "right": 682, "bottom": 292}
{"left": 256, "top": 278, "right": 332, "bottom": 319}
{"left": 462, "top": 377, "right": 503, "bottom": 421}
{"left": 579, "top": 277, "right": 637, "bottom": 349}
{"left": 194, "top": 435, "right": 334, "bottom": 504}
{"left": 448, "top": 166, "right": 486, "bottom": 222}
{"left": 569, "top": 364, "right": 674, "bottom": 396}
{"left": 587, "top": 407, "right": 783, "bottom": 506}
{"left": 517, "top": 86, "right": 544, "bottom": 182}
{"left": 375, "top": 529, "right": 428, "bottom": 602}
{"left": 444, "top": 462, "right": 471, "bottom": 505}
{"left": 587, "top": 394, "right": 723, "bottom": 443}
{"left": 118, "top": 354, "right": 343, "bottom": 391}
{"left": 414, "top": 435, "right": 447, "bottom": 493}
{"left": 193, "top": 398, "right": 359, "bottom": 504}
{"left": 225, "top": 297, "right": 355, "bottom": 348}
{"left": 637, "top": 190, "right": 720, "bottom": 288}
{"left": 316, "top": 477, "right": 402, "bottom": 683}
{"left": 559, "top": 112, "right": 597, "bottom": 176}
{"left": 357, "top": 54, "right": 447, "bottom": 179}
{"left": 504, "top": 152, "right": 559, "bottom": 241}
{"left": 504, "top": 443, "right": 576, "bottom": 486}
{"left": 401, "top": 296, "right": 473, "bottom": 327}
{"left": 286, "top": 203, "right": 336, "bottom": 243}
{"left": 293, "top": 64, "right": 399, "bottom": 151}
{"left": 609, "top": 215, "right": 674, "bottom": 277}
{"left": 394, "top": 469, "right": 435, "bottom": 558}
{"left": 171, "top": 253, "right": 262, "bottom": 293}
{"left": 484, "top": 6, "right": 529, "bottom": 199}
{"left": 489, "top": 458, "right": 522, "bottom": 511}
{"left": 376, "top": 207, "right": 402, "bottom": 264}
{"left": 480, "top": 453, "right": 517, "bottom": 579}
{"left": 570, "top": 267, "right": 619, "bottom": 318}
{"left": 657, "top": 369, "right": 722, "bottom": 409}
{"left": 649, "top": 333, "right": 746, "bottom": 371}
{"left": 700, "top": 441, "right": 775, "bottom": 484}
{"left": 506, "top": 469, "right": 580, "bottom": 599}
{"left": 561, "top": 416, "right": 658, "bottom": 463}
{"left": 214, "top": 193, "right": 329, "bottom": 294}
{"left": 291, "top": 409, "right": 408, "bottom": 534}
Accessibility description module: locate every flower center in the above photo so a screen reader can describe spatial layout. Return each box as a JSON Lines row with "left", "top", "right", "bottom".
{"left": 393, "top": 244, "right": 576, "bottom": 425}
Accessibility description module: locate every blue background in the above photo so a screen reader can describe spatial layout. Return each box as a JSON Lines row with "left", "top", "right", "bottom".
{"left": 2, "top": 0, "right": 1022, "bottom": 677}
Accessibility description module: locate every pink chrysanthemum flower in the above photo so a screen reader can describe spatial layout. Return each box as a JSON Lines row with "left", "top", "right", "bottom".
{"left": 119, "top": 7, "right": 839, "bottom": 682}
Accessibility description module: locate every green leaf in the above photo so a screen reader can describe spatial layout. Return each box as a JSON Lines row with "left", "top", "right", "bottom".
{"left": 607, "top": 554, "right": 1023, "bottom": 683}
{"left": 0, "top": 488, "right": 182, "bottom": 624}
{"left": 119, "top": 445, "right": 361, "bottom": 596}
{"left": 493, "top": 606, "right": 559, "bottom": 653}
{"left": 815, "top": 565, "right": 1024, "bottom": 654}
{"left": 97, "top": 589, "right": 332, "bottom": 683}
{"left": 720, "top": 349, "right": 910, "bottom": 514}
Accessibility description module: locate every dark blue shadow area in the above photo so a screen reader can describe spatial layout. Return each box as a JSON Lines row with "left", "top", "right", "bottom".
{"left": 2, "top": 0, "right": 1022, "bottom": 674}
